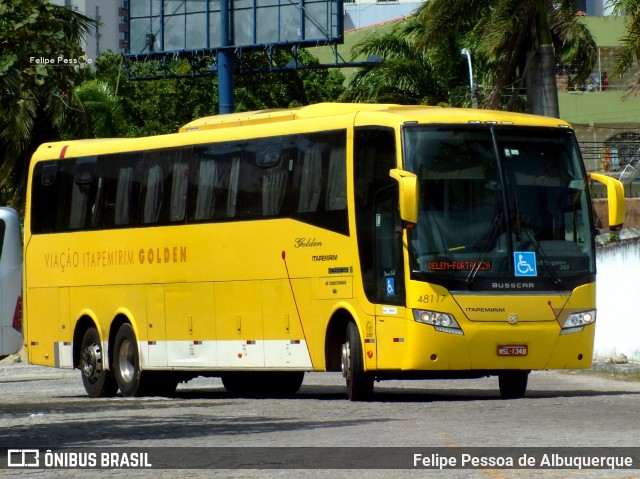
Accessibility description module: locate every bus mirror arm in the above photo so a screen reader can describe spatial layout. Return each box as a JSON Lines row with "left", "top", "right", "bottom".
{"left": 389, "top": 169, "right": 419, "bottom": 227}
{"left": 588, "top": 173, "right": 625, "bottom": 231}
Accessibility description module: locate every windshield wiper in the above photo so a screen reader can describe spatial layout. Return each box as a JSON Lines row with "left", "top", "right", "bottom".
{"left": 466, "top": 211, "right": 504, "bottom": 286}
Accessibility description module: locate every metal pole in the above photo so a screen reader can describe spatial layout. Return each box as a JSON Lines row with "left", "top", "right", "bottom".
{"left": 218, "top": 0, "right": 233, "bottom": 114}
{"left": 461, "top": 48, "right": 477, "bottom": 108}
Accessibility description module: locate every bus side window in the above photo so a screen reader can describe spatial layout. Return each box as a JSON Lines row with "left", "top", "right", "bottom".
{"left": 103, "top": 155, "right": 141, "bottom": 228}
{"left": 292, "top": 130, "right": 348, "bottom": 235}
{"left": 227, "top": 156, "right": 240, "bottom": 218}
{"left": 31, "top": 162, "right": 62, "bottom": 233}
{"left": 236, "top": 147, "right": 262, "bottom": 218}
{"left": 189, "top": 143, "right": 242, "bottom": 222}
{"left": 115, "top": 167, "right": 133, "bottom": 225}
{"left": 296, "top": 145, "right": 323, "bottom": 213}
{"left": 139, "top": 148, "right": 187, "bottom": 225}
{"left": 189, "top": 156, "right": 217, "bottom": 221}
{"left": 170, "top": 161, "right": 189, "bottom": 222}
{"left": 326, "top": 144, "right": 346, "bottom": 211}
{"left": 68, "top": 157, "right": 100, "bottom": 230}
{"left": 260, "top": 141, "right": 293, "bottom": 218}
{"left": 141, "top": 163, "right": 163, "bottom": 224}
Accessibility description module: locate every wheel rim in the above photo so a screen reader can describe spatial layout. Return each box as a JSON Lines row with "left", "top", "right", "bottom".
{"left": 341, "top": 341, "right": 351, "bottom": 379}
{"left": 81, "top": 342, "right": 102, "bottom": 385}
{"left": 118, "top": 338, "right": 136, "bottom": 384}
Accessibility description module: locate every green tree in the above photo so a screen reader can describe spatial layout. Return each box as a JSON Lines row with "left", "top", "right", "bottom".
{"left": 72, "top": 80, "right": 127, "bottom": 138}
{"left": 0, "top": 0, "right": 94, "bottom": 209}
{"left": 89, "top": 49, "right": 344, "bottom": 137}
{"left": 341, "top": 17, "right": 465, "bottom": 105}
{"left": 611, "top": 0, "right": 640, "bottom": 94}
{"left": 414, "top": 0, "right": 597, "bottom": 116}
{"left": 233, "top": 49, "right": 345, "bottom": 110}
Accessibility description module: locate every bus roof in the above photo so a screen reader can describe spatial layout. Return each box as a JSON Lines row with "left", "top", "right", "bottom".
{"left": 31, "top": 103, "right": 572, "bottom": 161}
{"left": 179, "top": 103, "right": 572, "bottom": 132}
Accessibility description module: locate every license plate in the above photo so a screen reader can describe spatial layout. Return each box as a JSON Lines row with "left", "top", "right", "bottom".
{"left": 497, "top": 344, "right": 528, "bottom": 356}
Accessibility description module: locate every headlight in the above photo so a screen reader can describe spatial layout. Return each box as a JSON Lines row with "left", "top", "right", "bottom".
{"left": 413, "top": 309, "right": 463, "bottom": 335}
{"left": 560, "top": 309, "right": 596, "bottom": 334}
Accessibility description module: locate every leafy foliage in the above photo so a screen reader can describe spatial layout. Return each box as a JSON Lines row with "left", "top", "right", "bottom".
{"left": 611, "top": 0, "right": 640, "bottom": 95}
{"left": 346, "top": 0, "right": 597, "bottom": 116}
{"left": 90, "top": 49, "right": 345, "bottom": 138}
{"left": 415, "top": 0, "right": 597, "bottom": 115}
{"left": 341, "top": 17, "right": 469, "bottom": 106}
{"left": 0, "top": 0, "right": 94, "bottom": 208}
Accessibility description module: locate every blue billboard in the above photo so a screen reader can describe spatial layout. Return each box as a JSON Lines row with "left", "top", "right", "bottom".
{"left": 127, "top": 0, "right": 344, "bottom": 55}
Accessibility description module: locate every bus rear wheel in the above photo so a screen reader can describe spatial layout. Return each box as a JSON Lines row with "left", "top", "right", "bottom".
{"left": 498, "top": 371, "right": 529, "bottom": 399}
{"left": 80, "top": 327, "right": 118, "bottom": 398}
{"left": 113, "top": 323, "right": 146, "bottom": 397}
{"left": 341, "top": 322, "right": 373, "bottom": 401}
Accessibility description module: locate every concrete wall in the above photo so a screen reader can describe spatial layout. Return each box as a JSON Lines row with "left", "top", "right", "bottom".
{"left": 592, "top": 198, "right": 640, "bottom": 230}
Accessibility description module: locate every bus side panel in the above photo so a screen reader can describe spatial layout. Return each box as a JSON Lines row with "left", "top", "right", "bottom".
{"left": 165, "top": 282, "right": 215, "bottom": 368}
{"left": 26, "top": 288, "right": 70, "bottom": 367}
{"left": 215, "top": 281, "right": 264, "bottom": 368}
{"left": 375, "top": 308, "right": 408, "bottom": 370}
{"left": 146, "top": 284, "right": 167, "bottom": 368}
{"left": 262, "top": 279, "right": 313, "bottom": 369}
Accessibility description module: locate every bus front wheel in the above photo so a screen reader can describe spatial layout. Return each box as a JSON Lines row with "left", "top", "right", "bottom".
{"left": 80, "top": 327, "right": 118, "bottom": 398}
{"left": 498, "top": 371, "right": 529, "bottom": 399}
{"left": 341, "top": 322, "right": 373, "bottom": 401}
{"left": 113, "top": 323, "right": 145, "bottom": 397}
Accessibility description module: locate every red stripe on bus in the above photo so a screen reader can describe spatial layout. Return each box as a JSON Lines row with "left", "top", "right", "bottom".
{"left": 59, "top": 145, "right": 69, "bottom": 158}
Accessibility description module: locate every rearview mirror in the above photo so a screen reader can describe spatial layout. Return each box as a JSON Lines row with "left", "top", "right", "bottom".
{"left": 389, "top": 168, "right": 418, "bottom": 226}
{"left": 588, "top": 172, "right": 625, "bottom": 231}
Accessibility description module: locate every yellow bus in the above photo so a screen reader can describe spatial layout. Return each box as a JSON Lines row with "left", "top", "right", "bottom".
{"left": 24, "top": 103, "right": 624, "bottom": 400}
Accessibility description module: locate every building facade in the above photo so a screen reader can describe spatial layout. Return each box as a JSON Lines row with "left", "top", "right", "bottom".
{"left": 49, "top": 0, "right": 124, "bottom": 60}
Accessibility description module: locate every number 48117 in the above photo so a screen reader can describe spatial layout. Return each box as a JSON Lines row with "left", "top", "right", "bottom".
{"left": 417, "top": 294, "right": 446, "bottom": 304}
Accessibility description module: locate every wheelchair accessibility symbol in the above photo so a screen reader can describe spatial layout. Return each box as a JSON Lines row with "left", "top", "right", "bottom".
{"left": 514, "top": 251, "right": 537, "bottom": 277}
{"left": 386, "top": 277, "right": 395, "bottom": 295}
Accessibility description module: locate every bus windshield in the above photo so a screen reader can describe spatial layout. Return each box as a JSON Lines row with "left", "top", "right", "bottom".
{"left": 404, "top": 125, "right": 594, "bottom": 290}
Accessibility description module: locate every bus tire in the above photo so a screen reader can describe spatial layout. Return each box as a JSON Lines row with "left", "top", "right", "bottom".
{"left": 498, "top": 371, "right": 529, "bottom": 399}
{"left": 113, "top": 323, "right": 145, "bottom": 397}
{"left": 342, "top": 322, "right": 373, "bottom": 401}
{"left": 80, "top": 327, "right": 118, "bottom": 398}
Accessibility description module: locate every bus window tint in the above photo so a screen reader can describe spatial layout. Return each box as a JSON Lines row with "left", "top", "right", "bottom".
{"left": 30, "top": 130, "right": 347, "bottom": 235}
{"left": 139, "top": 148, "right": 191, "bottom": 225}
{"left": 69, "top": 157, "right": 101, "bottom": 230}
{"left": 239, "top": 137, "right": 293, "bottom": 219}
{"left": 170, "top": 160, "right": 189, "bottom": 222}
{"left": 189, "top": 142, "right": 242, "bottom": 221}
{"left": 103, "top": 155, "right": 142, "bottom": 228}
{"left": 292, "top": 130, "right": 348, "bottom": 235}
{"left": 31, "top": 161, "right": 78, "bottom": 233}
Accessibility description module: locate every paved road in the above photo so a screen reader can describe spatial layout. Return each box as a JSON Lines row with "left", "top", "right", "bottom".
{"left": 1, "top": 356, "right": 640, "bottom": 478}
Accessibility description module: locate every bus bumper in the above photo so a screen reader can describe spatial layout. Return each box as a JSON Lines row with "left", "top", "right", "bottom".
{"left": 374, "top": 316, "right": 595, "bottom": 373}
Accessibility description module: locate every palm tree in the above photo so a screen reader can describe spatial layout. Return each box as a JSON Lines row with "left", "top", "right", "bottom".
{"left": 0, "top": 0, "right": 94, "bottom": 209}
{"left": 72, "top": 81, "right": 127, "bottom": 138}
{"left": 342, "top": 16, "right": 467, "bottom": 106}
{"left": 610, "top": 0, "right": 640, "bottom": 94}
{"left": 414, "top": 0, "right": 598, "bottom": 116}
